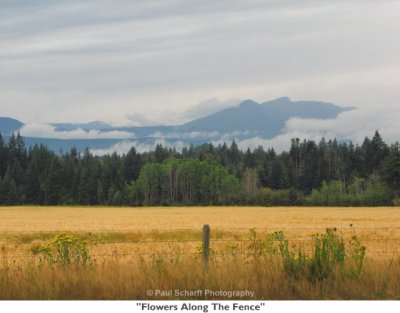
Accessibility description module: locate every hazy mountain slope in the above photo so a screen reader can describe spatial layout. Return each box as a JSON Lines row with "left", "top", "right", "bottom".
{"left": 3, "top": 136, "right": 122, "bottom": 152}
{"left": 0, "top": 117, "right": 24, "bottom": 135}
{"left": 179, "top": 97, "right": 353, "bottom": 137}
{"left": 0, "top": 97, "right": 354, "bottom": 152}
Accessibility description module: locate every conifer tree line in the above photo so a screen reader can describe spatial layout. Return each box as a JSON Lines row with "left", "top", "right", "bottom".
{"left": 0, "top": 131, "right": 399, "bottom": 206}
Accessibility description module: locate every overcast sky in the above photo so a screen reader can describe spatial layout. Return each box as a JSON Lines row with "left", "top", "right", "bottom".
{"left": 1, "top": 0, "right": 400, "bottom": 145}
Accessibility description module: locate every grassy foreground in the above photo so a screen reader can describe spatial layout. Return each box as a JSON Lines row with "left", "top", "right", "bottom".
{"left": 0, "top": 256, "right": 399, "bottom": 300}
{"left": 0, "top": 206, "right": 399, "bottom": 300}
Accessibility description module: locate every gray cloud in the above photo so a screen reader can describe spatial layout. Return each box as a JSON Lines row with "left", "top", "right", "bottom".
{"left": 229, "top": 105, "right": 400, "bottom": 153}
{"left": 183, "top": 98, "right": 240, "bottom": 120}
{"left": 1, "top": 0, "right": 399, "bottom": 146}
{"left": 87, "top": 104, "right": 400, "bottom": 155}
{"left": 90, "top": 139, "right": 187, "bottom": 156}
{"left": 125, "top": 113, "right": 157, "bottom": 127}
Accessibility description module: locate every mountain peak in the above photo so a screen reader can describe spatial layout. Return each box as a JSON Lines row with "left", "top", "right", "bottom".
{"left": 272, "top": 96, "right": 291, "bottom": 103}
{"left": 239, "top": 97, "right": 292, "bottom": 109}
{"left": 239, "top": 99, "right": 259, "bottom": 109}
{"left": 1, "top": 97, "right": 355, "bottom": 153}
{"left": 181, "top": 97, "right": 350, "bottom": 136}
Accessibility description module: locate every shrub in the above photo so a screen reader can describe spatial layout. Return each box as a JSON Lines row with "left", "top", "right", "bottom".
{"left": 248, "top": 228, "right": 266, "bottom": 256}
{"left": 349, "top": 235, "right": 367, "bottom": 276}
{"left": 271, "top": 231, "right": 308, "bottom": 279}
{"left": 40, "top": 233, "right": 90, "bottom": 266}
{"left": 308, "top": 228, "right": 345, "bottom": 282}
{"left": 307, "top": 181, "right": 345, "bottom": 206}
{"left": 248, "top": 229, "right": 308, "bottom": 278}
{"left": 250, "top": 188, "right": 304, "bottom": 206}
{"left": 248, "top": 228, "right": 365, "bottom": 283}
{"left": 266, "top": 230, "right": 288, "bottom": 256}
{"left": 307, "top": 177, "right": 393, "bottom": 206}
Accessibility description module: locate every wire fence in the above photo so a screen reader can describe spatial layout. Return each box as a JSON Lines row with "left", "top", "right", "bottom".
{"left": 1, "top": 226, "right": 400, "bottom": 232}
{"left": 1, "top": 227, "right": 400, "bottom": 263}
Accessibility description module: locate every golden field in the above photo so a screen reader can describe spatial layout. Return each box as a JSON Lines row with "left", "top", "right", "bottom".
{"left": 0, "top": 206, "right": 399, "bottom": 257}
{"left": 1, "top": 206, "right": 400, "bottom": 231}
{"left": 0, "top": 206, "right": 399, "bottom": 300}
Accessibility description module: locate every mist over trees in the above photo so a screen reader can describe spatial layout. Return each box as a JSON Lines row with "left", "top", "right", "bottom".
{"left": 0, "top": 131, "right": 398, "bottom": 206}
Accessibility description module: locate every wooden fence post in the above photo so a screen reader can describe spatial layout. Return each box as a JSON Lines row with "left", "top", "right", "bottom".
{"left": 202, "top": 224, "right": 210, "bottom": 265}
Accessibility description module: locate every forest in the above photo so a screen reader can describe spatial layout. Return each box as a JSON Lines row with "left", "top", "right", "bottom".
{"left": 0, "top": 131, "right": 399, "bottom": 206}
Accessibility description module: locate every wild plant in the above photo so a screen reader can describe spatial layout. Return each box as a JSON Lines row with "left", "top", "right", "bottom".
{"left": 152, "top": 253, "right": 167, "bottom": 275}
{"left": 349, "top": 235, "right": 367, "bottom": 276}
{"left": 266, "top": 231, "right": 288, "bottom": 256}
{"left": 225, "top": 244, "right": 240, "bottom": 256}
{"left": 248, "top": 229, "right": 308, "bottom": 278}
{"left": 1, "top": 245, "right": 8, "bottom": 271}
{"left": 258, "top": 228, "right": 348, "bottom": 282}
{"left": 307, "top": 228, "right": 345, "bottom": 282}
{"left": 197, "top": 244, "right": 214, "bottom": 256}
{"left": 269, "top": 231, "right": 308, "bottom": 279}
{"left": 283, "top": 249, "right": 308, "bottom": 280}
{"left": 249, "top": 228, "right": 266, "bottom": 257}
{"left": 39, "top": 233, "right": 90, "bottom": 266}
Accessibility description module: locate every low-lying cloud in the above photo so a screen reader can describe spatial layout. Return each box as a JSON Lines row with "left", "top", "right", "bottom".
{"left": 227, "top": 105, "right": 400, "bottom": 152}
{"left": 285, "top": 104, "right": 400, "bottom": 144}
{"left": 19, "top": 123, "right": 135, "bottom": 140}
{"left": 90, "top": 139, "right": 186, "bottom": 156}
{"left": 18, "top": 104, "right": 400, "bottom": 155}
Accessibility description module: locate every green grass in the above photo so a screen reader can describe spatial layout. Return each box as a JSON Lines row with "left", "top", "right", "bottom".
{"left": 0, "top": 230, "right": 249, "bottom": 245}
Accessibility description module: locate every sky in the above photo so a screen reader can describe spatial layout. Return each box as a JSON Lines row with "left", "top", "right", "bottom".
{"left": 1, "top": 0, "right": 400, "bottom": 149}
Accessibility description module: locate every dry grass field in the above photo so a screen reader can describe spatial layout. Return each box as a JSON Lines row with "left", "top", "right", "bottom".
{"left": 0, "top": 206, "right": 399, "bottom": 300}
{"left": 1, "top": 206, "right": 399, "bottom": 231}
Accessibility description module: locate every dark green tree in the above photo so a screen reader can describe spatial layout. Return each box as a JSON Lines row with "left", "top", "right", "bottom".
{"left": 381, "top": 143, "right": 400, "bottom": 196}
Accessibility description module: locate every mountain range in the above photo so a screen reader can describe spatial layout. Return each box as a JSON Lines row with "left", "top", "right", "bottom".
{"left": 0, "top": 97, "right": 353, "bottom": 153}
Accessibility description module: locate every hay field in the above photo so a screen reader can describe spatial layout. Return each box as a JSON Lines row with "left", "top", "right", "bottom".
{"left": 1, "top": 206, "right": 399, "bottom": 231}
{"left": 0, "top": 206, "right": 399, "bottom": 300}
{"left": 1, "top": 206, "right": 399, "bottom": 260}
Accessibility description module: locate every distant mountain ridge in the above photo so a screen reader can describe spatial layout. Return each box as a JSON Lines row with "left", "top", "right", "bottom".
{"left": 0, "top": 97, "right": 354, "bottom": 152}
{"left": 0, "top": 117, "right": 24, "bottom": 136}
{"left": 178, "top": 97, "right": 353, "bottom": 137}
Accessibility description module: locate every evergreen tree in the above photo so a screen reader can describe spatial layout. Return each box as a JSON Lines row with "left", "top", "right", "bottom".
{"left": 0, "top": 131, "right": 397, "bottom": 206}
{"left": 270, "top": 159, "right": 283, "bottom": 189}
{"left": 381, "top": 143, "right": 400, "bottom": 196}
{"left": 0, "top": 133, "right": 7, "bottom": 180}
{"left": 123, "top": 147, "right": 142, "bottom": 182}
{"left": 362, "top": 131, "right": 388, "bottom": 175}
{"left": 25, "top": 156, "right": 42, "bottom": 204}
{"left": 0, "top": 166, "right": 19, "bottom": 204}
{"left": 43, "top": 158, "right": 63, "bottom": 205}
{"left": 243, "top": 148, "right": 255, "bottom": 168}
{"left": 154, "top": 144, "right": 169, "bottom": 163}
{"left": 228, "top": 140, "right": 241, "bottom": 165}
